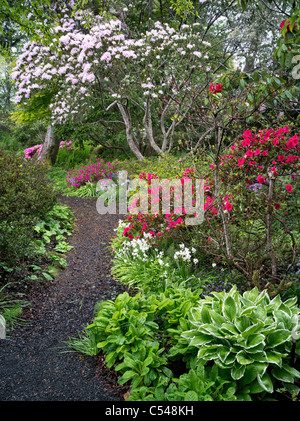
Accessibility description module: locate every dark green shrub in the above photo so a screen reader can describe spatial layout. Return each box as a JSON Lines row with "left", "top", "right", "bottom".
{"left": 0, "top": 149, "right": 57, "bottom": 272}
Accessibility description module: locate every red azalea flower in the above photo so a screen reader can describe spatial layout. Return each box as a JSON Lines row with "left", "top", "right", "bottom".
{"left": 286, "top": 184, "right": 293, "bottom": 193}
{"left": 210, "top": 83, "right": 222, "bottom": 94}
{"left": 256, "top": 174, "right": 265, "bottom": 184}
{"left": 280, "top": 20, "right": 296, "bottom": 32}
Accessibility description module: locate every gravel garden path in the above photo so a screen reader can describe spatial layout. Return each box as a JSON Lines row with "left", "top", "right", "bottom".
{"left": 0, "top": 196, "right": 129, "bottom": 401}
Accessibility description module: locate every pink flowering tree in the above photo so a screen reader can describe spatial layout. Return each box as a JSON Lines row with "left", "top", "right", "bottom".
{"left": 12, "top": 2, "right": 233, "bottom": 161}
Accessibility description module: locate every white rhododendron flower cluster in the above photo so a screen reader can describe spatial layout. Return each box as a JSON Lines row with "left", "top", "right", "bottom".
{"left": 12, "top": 3, "right": 213, "bottom": 126}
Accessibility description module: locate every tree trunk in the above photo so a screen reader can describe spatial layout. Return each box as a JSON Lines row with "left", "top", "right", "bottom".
{"left": 117, "top": 103, "right": 144, "bottom": 161}
{"left": 37, "top": 125, "right": 60, "bottom": 165}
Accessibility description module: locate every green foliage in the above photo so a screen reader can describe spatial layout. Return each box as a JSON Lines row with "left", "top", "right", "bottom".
{"left": 122, "top": 152, "right": 206, "bottom": 180}
{"left": 33, "top": 203, "right": 74, "bottom": 244}
{"left": 54, "top": 143, "right": 95, "bottom": 170}
{"left": 0, "top": 284, "right": 28, "bottom": 330}
{"left": 68, "top": 286, "right": 203, "bottom": 387}
{"left": 86, "top": 292, "right": 160, "bottom": 368}
{"left": 127, "top": 363, "right": 240, "bottom": 401}
{"left": 115, "top": 342, "right": 172, "bottom": 389}
{"left": 181, "top": 286, "right": 300, "bottom": 397}
{"left": 0, "top": 148, "right": 56, "bottom": 272}
{"left": 5, "top": 119, "right": 48, "bottom": 148}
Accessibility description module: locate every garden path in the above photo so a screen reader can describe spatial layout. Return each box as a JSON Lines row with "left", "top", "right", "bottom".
{"left": 0, "top": 196, "right": 128, "bottom": 401}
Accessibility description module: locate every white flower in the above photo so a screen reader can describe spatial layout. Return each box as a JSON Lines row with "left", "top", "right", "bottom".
{"left": 212, "top": 263, "right": 216, "bottom": 267}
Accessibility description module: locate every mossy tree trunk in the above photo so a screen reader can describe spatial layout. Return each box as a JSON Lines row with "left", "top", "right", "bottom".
{"left": 37, "top": 125, "right": 60, "bottom": 165}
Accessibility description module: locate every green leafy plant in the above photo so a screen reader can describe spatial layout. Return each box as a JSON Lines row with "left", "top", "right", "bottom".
{"left": 0, "top": 284, "right": 28, "bottom": 330}
{"left": 126, "top": 362, "right": 240, "bottom": 401}
{"left": 86, "top": 292, "right": 160, "bottom": 368}
{"left": 115, "top": 342, "right": 172, "bottom": 389}
{"left": 181, "top": 286, "right": 300, "bottom": 397}
{"left": 34, "top": 203, "right": 74, "bottom": 242}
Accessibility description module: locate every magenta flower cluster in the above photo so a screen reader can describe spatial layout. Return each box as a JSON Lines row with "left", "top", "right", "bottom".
{"left": 24, "top": 141, "right": 75, "bottom": 159}
{"left": 66, "top": 158, "right": 117, "bottom": 188}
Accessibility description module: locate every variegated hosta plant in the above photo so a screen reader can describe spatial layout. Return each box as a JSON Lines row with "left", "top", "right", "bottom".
{"left": 182, "top": 286, "right": 300, "bottom": 397}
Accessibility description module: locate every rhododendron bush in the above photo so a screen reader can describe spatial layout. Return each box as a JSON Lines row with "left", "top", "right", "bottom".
{"left": 121, "top": 169, "right": 201, "bottom": 244}
{"left": 65, "top": 159, "right": 117, "bottom": 188}
{"left": 24, "top": 141, "right": 75, "bottom": 159}
{"left": 191, "top": 126, "right": 300, "bottom": 296}
{"left": 119, "top": 125, "right": 299, "bottom": 296}
{"left": 11, "top": 3, "right": 220, "bottom": 161}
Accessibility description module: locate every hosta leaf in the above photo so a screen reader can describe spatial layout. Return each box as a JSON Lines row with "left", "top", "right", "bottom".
{"left": 240, "top": 297, "right": 256, "bottom": 308}
{"left": 267, "top": 294, "right": 282, "bottom": 311}
{"left": 200, "top": 323, "right": 223, "bottom": 337}
{"left": 197, "top": 344, "right": 223, "bottom": 359}
{"left": 223, "top": 353, "right": 236, "bottom": 365}
{"left": 264, "top": 351, "right": 283, "bottom": 366}
{"left": 222, "top": 296, "right": 237, "bottom": 322}
{"left": 210, "top": 310, "right": 227, "bottom": 326}
{"left": 236, "top": 351, "right": 254, "bottom": 365}
{"left": 251, "top": 361, "right": 268, "bottom": 376}
{"left": 240, "top": 306, "right": 257, "bottom": 317}
{"left": 247, "top": 380, "right": 265, "bottom": 394}
{"left": 257, "top": 372, "right": 274, "bottom": 393}
{"left": 182, "top": 329, "right": 198, "bottom": 338}
{"left": 231, "top": 364, "right": 246, "bottom": 380}
{"left": 246, "top": 334, "right": 265, "bottom": 349}
{"left": 241, "top": 323, "right": 263, "bottom": 339}
{"left": 218, "top": 347, "right": 231, "bottom": 363}
{"left": 273, "top": 310, "right": 292, "bottom": 329}
{"left": 249, "top": 351, "right": 268, "bottom": 363}
{"left": 240, "top": 365, "right": 260, "bottom": 386}
{"left": 215, "top": 358, "right": 233, "bottom": 370}
{"left": 252, "top": 305, "right": 267, "bottom": 321}
{"left": 243, "top": 287, "right": 259, "bottom": 302}
{"left": 246, "top": 343, "right": 265, "bottom": 354}
{"left": 277, "top": 303, "right": 292, "bottom": 317}
{"left": 257, "top": 373, "right": 274, "bottom": 393}
{"left": 220, "top": 323, "right": 239, "bottom": 337}
{"left": 267, "top": 329, "right": 291, "bottom": 347}
{"left": 272, "top": 364, "right": 300, "bottom": 383}
{"left": 283, "top": 297, "right": 298, "bottom": 308}
{"left": 235, "top": 316, "right": 250, "bottom": 332}
{"left": 190, "top": 332, "right": 214, "bottom": 347}
{"left": 201, "top": 306, "right": 211, "bottom": 324}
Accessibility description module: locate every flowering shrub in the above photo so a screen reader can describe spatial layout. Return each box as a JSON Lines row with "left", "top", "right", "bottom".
{"left": 24, "top": 140, "right": 75, "bottom": 159}
{"left": 122, "top": 169, "right": 200, "bottom": 243}
{"left": 65, "top": 159, "right": 118, "bottom": 188}
{"left": 196, "top": 126, "right": 299, "bottom": 295}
